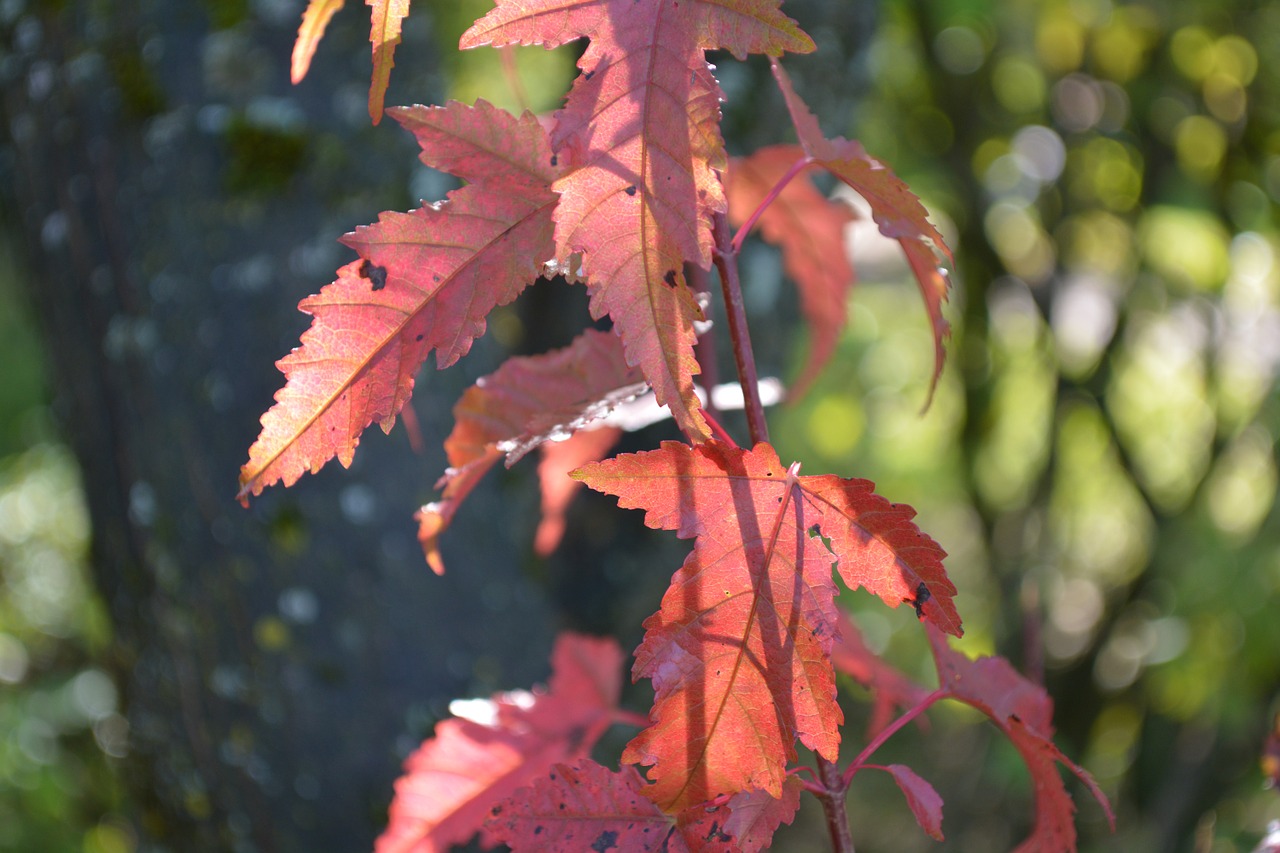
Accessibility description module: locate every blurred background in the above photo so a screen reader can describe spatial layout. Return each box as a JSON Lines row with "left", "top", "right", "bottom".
{"left": 1, "top": 0, "right": 1278, "bottom": 851}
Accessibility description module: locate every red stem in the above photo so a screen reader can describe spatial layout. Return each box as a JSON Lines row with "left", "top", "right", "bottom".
{"left": 816, "top": 754, "right": 856, "bottom": 853}
{"left": 844, "top": 689, "right": 948, "bottom": 786}
{"left": 711, "top": 211, "right": 769, "bottom": 447}
{"left": 730, "top": 155, "right": 812, "bottom": 254}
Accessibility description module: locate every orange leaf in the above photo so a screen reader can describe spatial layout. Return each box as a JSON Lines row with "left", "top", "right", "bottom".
{"left": 574, "top": 441, "right": 958, "bottom": 811}
{"left": 367, "top": 0, "right": 411, "bottom": 124}
{"left": 239, "top": 101, "right": 558, "bottom": 502}
{"left": 291, "top": 0, "right": 346, "bottom": 84}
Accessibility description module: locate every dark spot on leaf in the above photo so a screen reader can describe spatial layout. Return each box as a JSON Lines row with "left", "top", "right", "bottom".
{"left": 592, "top": 829, "right": 619, "bottom": 851}
{"left": 359, "top": 260, "right": 388, "bottom": 291}
{"left": 809, "top": 523, "right": 821, "bottom": 536}
{"left": 625, "top": 185, "right": 637, "bottom": 196}
{"left": 662, "top": 270, "right": 679, "bottom": 288}
{"left": 584, "top": 69, "right": 595, "bottom": 81}
{"left": 1010, "top": 713, "right": 1022, "bottom": 724}
{"left": 534, "top": 826, "right": 543, "bottom": 835}
{"left": 910, "top": 582, "right": 932, "bottom": 618}
{"left": 415, "top": 334, "right": 424, "bottom": 342}
{"left": 704, "top": 821, "right": 731, "bottom": 843}
{"left": 551, "top": 154, "right": 558, "bottom": 167}
{"left": 491, "top": 805, "right": 502, "bottom": 816}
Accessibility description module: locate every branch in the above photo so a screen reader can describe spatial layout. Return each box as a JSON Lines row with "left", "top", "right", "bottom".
{"left": 711, "top": 210, "right": 770, "bottom": 447}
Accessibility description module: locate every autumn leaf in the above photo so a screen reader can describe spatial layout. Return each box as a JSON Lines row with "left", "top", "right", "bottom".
{"left": 376, "top": 632, "right": 624, "bottom": 853}
{"left": 726, "top": 145, "right": 856, "bottom": 399}
{"left": 770, "top": 60, "right": 953, "bottom": 403}
{"left": 461, "top": 0, "right": 814, "bottom": 441}
{"left": 367, "top": 0, "right": 411, "bottom": 123}
{"left": 485, "top": 760, "right": 801, "bottom": 853}
{"left": 877, "top": 764, "right": 944, "bottom": 841}
{"left": 239, "top": 101, "right": 558, "bottom": 503}
{"left": 574, "top": 441, "right": 958, "bottom": 811}
{"left": 416, "top": 328, "right": 643, "bottom": 573}
{"left": 926, "top": 625, "right": 1114, "bottom": 852}
{"left": 291, "top": 0, "right": 346, "bottom": 84}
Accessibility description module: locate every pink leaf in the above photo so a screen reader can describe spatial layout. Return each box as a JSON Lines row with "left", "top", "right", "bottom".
{"left": 376, "top": 632, "right": 624, "bottom": 853}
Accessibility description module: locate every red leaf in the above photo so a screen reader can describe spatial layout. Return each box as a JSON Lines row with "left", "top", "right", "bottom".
{"left": 574, "top": 441, "right": 958, "bottom": 811}
{"left": 460, "top": 0, "right": 814, "bottom": 442}
{"left": 367, "top": 0, "right": 411, "bottom": 124}
{"left": 927, "top": 625, "right": 1115, "bottom": 851}
{"left": 879, "top": 764, "right": 944, "bottom": 841}
{"left": 830, "top": 610, "right": 931, "bottom": 737}
{"left": 416, "top": 328, "right": 644, "bottom": 573}
{"left": 291, "top": 0, "right": 346, "bottom": 84}
{"left": 771, "top": 61, "right": 953, "bottom": 403}
{"left": 535, "top": 426, "right": 624, "bottom": 557}
{"left": 239, "top": 101, "right": 557, "bottom": 503}
{"left": 485, "top": 760, "right": 800, "bottom": 853}
{"left": 726, "top": 145, "right": 856, "bottom": 399}
{"left": 376, "top": 632, "right": 624, "bottom": 853}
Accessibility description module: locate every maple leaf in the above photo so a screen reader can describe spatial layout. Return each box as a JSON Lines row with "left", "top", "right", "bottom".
{"left": 239, "top": 101, "right": 558, "bottom": 503}
{"left": 485, "top": 760, "right": 801, "bottom": 853}
{"left": 926, "top": 625, "right": 1114, "bottom": 852}
{"left": 574, "top": 441, "right": 959, "bottom": 811}
{"left": 460, "top": 0, "right": 814, "bottom": 442}
{"left": 770, "top": 60, "right": 953, "bottom": 403}
{"left": 376, "top": 632, "right": 623, "bottom": 853}
{"left": 291, "top": 0, "right": 346, "bottom": 84}
{"left": 415, "top": 328, "right": 644, "bottom": 573}
{"left": 726, "top": 145, "right": 856, "bottom": 399}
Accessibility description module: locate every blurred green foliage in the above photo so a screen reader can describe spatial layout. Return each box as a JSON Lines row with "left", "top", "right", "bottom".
{"left": 3, "top": 0, "right": 1278, "bottom": 850}
{"left": 0, "top": 251, "right": 131, "bottom": 852}
{"left": 766, "top": 0, "right": 1280, "bottom": 849}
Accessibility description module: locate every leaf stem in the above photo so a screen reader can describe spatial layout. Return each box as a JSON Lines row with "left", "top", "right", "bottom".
{"left": 711, "top": 211, "right": 769, "bottom": 447}
{"left": 816, "top": 753, "right": 856, "bottom": 853}
{"left": 730, "top": 155, "right": 812, "bottom": 254}
{"left": 843, "top": 689, "right": 948, "bottom": 786}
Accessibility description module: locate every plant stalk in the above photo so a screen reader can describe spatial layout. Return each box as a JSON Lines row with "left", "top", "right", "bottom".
{"left": 816, "top": 755, "right": 856, "bottom": 853}
{"left": 711, "top": 211, "right": 770, "bottom": 447}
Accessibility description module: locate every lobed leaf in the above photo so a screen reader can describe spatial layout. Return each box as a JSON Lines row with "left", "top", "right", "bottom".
{"left": 726, "top": 145, "right": 856, "bottom": 398}
{"left": 927, "top": 625, "right": 1115, "bottom": 851}
{"left": 239, "top": 101, "right": 557, "bottom": 503}
{"left": 574, "top": 441, "right": 959, "bottom": 811}
{"left": 461, "top": 0, "right": 813, "bottom": 441}
{"left": 771, "top": 60, "right": 953, "bottom": 403}
{"left": 376, "top": 633, "right": 624, "bottom": 853}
